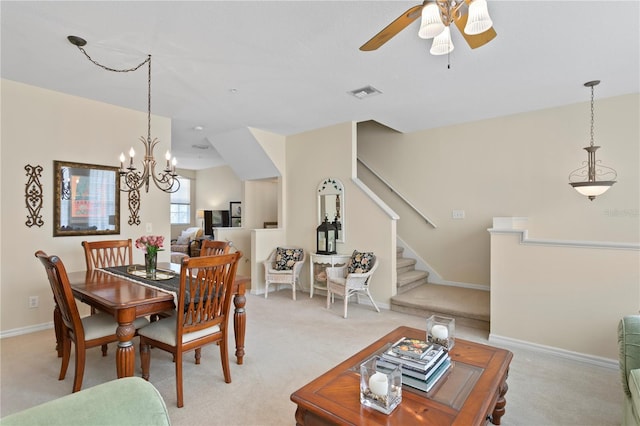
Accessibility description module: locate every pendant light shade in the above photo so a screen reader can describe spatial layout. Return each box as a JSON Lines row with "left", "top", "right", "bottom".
{"left": 430, "top": 26, "right": 454, "bottom": 55}
{"left": 419, "top": 2, "right": 445, "bottom": 39}
{"left": 464, "top": 0, "right": 494, "bottom": 35}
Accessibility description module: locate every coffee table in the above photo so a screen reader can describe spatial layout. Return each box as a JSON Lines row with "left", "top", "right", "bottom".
{"left": 290, "top": 326, "right": 513, "bottom": 425}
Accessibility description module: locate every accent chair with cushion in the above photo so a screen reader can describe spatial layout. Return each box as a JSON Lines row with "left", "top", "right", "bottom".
{"left": 170, "top": 227, "right": 203, "bottom": 257}
{"left": 619, "top": 315, "right": 640, "bottom": 426}
{"left": 326, "top": 250, "right": 380, "bottom": 319}
{"left": 263, "top": 247, "right": 306, "bottom": 300}
{"left": 35, "top": 251, "right": 148, "bottom": 393}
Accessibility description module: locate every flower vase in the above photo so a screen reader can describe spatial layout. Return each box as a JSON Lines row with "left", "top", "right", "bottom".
{"left": 145, "top": 252, "right": 157, "bottom": 278}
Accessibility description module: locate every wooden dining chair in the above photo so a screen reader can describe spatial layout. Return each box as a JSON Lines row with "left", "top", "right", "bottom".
{"left": 138, "top": 251, "right": 242, "bottom": 408}
{"left": 81, "top": 239, "right": 133, "bottom": 271}
{"left": 35, "top": 250, "right": 148, "bottom": 393}
{"left": 199, "top": 240, "right": 231, "bottom": 256}
{"left": 81, "top": 239, "right": 134, "bottom": 355}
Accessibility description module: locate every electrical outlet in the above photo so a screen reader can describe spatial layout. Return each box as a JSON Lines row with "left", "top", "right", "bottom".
{"left": 28, "top": 296, "right": 39, "bottom": 308}
{"left": 452, "top": 210, "right": 466, "bottom": 220}
{"left": 146, "top": 223, "right": 152, "bottom": 233}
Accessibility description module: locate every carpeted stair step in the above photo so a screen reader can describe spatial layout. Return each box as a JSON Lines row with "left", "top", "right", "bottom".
{"left": 397, "top": 269, "right": 429, "bottom": 294}
{"left": 396, "top": 257, "right": 417, "bottom": 275}
{"left": 391, "top": 284, "right": 490, "bottom": 330}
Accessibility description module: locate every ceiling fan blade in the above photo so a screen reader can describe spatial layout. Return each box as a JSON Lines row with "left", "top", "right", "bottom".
{"left": 453, "top": 11, "right": 497, "bottom": 49}
{"left": 360, "top": 4, "right": 424, "bottom": 51}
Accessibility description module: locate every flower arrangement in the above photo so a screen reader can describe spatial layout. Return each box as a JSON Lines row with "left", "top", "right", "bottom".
{"left": 135, "top": 235, "right": 165, "bottom": 255}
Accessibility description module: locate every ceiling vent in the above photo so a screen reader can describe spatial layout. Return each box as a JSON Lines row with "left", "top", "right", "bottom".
{"left": 192, "top": 143, "right": 210, "bottom": 150}
{"left": 348, "top": 85, "right": 382, "bottom": 100}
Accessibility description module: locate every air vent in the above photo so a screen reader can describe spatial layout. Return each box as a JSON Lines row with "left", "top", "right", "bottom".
{"left": 348, "top": 85, "right": 382, "bottom": 100}
{"left": 192, "top": 143, "right": 209, "bottom": 150}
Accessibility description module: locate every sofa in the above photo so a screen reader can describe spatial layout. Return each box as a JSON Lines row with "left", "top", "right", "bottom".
{"left": 0, "top": 377, "right": 170, "bottom": 426}
{"left": 619, "top": 315, "right": 640, "bottom": 426}
{"left": 170, "top": 226, "right": 203, "bottom": 257}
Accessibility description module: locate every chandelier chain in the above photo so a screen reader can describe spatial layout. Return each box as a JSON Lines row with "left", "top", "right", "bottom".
{"left": 74, "top": 45, "right": 150, "bottom": 74}
{"left": 589, "top": 84, "right": 595, "bottom": 147}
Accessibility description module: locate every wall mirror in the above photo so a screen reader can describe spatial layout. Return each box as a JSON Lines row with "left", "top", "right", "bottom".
{"left": 54, "top": 160, "right": 120, "bottom": 237}
{"left": 317, "top": 177, "right": 344, "bottom": 243}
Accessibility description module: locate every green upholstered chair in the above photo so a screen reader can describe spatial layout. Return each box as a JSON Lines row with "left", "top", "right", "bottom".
{"left": 619, "top": 315, "right": 640, "bottom": 426}
{"left": 0, "top": 377, "right": 170, "bottom": 426}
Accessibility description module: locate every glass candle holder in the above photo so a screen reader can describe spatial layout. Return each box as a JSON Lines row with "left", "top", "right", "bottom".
{"left": 360, "top": 356, "right": 402, "bottom": 415}
{"left": 427, "top": 315, "right": 455, "bottom": 350}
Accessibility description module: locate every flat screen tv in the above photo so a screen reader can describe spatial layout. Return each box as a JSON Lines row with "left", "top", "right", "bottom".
{"left": 204, "top": 210, "right": 230, "bottom": 235}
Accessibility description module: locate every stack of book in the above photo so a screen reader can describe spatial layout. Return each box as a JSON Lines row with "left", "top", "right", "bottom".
{"left": 377, "top": 337, "right": 451, "bottom": 393}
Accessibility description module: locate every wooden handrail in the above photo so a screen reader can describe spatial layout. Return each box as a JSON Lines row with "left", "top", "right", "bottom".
{"left": 358, "top": 158, "right": 437, "bottom": 229}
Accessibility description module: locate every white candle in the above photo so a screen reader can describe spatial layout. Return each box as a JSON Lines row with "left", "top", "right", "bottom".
{"left": 431, "top": 324, "right": 449, "bottom": 340}
{"left": 368, "top": 372, "right": 388, "bottom": 397}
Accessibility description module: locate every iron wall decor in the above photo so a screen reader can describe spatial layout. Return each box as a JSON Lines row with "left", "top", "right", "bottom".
{"left": 25, "top": 164, "right": 44, "bottom": 228}
{"left": 53, "top": 160, "right": 120, "bottom": 237}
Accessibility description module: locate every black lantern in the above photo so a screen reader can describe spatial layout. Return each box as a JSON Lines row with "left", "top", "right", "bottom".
{"left": 316, "top": 217, "right": 337, "bottom": 255}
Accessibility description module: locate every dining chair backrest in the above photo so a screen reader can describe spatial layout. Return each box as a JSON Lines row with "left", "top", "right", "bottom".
{"left": 177, "top": 251, "right": 242, "bottom": 337}
{"left": 35, "top": 250, "right": 84, "bottom": 341}
{"left": 82, "top": 239, "right": 133, "bottom": 271}
{"left": 199, "top": 240, "right": 231, "bottom": 256}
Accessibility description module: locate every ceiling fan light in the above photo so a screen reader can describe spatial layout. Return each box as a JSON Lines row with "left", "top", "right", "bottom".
{"left": 418, "top": 3, "right": 445, "bottom": 39}
{"left": 430, "top": 26, "right": 454, "bottom": 55}
{"left": 464, "top": 0, "right": 493, "bottom": 35}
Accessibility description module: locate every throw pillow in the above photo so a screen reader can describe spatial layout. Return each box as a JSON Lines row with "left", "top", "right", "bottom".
{"left": 348, "top": 250, "right": 375, "bottom": 274}
{"left": 181, "top": 229, "right": 196, "bottom": 240}
{"left": 175, "top": 235, "right": 190, "bottom": 245}
{"left": 274, "top": 247, "right": 304, "bottom": 271}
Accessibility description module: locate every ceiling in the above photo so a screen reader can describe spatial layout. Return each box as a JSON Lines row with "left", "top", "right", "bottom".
{"left": 2, "top": 1, "right": 638, "bottom": 171}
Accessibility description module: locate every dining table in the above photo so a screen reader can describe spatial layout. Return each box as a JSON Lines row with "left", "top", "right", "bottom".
{"left": 63, "top": 262, "right": 248, "bottom": 379}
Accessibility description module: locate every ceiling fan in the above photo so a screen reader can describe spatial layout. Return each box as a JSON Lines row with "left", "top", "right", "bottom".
{"left": 360, "top": 0, "right": 496, "bottom": 55}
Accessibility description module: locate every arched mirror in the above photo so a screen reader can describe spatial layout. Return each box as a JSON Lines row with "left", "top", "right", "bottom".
{"left": 318, "top": 178, "right": 344, "bottom": 243}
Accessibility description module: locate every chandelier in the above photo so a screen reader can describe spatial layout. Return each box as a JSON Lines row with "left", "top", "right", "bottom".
{"left": 67, "top": 35, "right": 180, "bottom": 194}
{"left": 419, "top": 0, "right": 494, "bottom": 55}
{"left": 568, "top": 80, "right": 617, "bottom": 201}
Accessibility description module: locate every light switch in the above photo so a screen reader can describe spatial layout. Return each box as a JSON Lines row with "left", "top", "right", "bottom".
{"left": 146, "top": 223, "right": 152, "bottom": 233}
{"left": 452, "top": 210, "right": 465, "bottom": 220}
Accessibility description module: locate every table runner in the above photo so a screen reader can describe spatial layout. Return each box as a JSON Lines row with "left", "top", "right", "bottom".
{"left": 101, "top": 265, "right": 181, "bottom": 308}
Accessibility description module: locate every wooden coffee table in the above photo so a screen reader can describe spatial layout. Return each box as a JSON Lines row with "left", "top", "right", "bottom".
{"left": 291, "top": 326, "right": 513, "bottom": 425}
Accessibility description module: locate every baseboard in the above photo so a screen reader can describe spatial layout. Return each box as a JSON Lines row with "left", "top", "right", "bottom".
{"left": 1, "top": 321, "right": 54, "bottom": 339}
{"left": 489, "top": 333, "right": 618, "bottom": 370}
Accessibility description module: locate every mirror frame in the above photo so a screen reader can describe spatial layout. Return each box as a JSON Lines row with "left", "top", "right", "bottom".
{"left": 53, "top": 160, "right": 120, "bottom": 237}
{"left": 317, "top": 177, "right": 345, "bottom": 243}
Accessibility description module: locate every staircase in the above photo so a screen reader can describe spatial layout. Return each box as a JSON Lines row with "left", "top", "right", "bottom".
{"left": 391, "top": 247, "right": 490, "bottom": 331}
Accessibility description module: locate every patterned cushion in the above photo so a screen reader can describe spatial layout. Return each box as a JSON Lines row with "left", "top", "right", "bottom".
{"left": 176, "top": 235, "right": 190, "bottom": 245}
{"left": 348, "top": 250, "right": 375, "bottom": 273}
{"left": 274, "top": 247, "right": 304, "bottom": 271}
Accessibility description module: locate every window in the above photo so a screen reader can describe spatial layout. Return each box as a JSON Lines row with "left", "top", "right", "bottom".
{"left": 170, "top": 177, "right": 191, "bottom": 224}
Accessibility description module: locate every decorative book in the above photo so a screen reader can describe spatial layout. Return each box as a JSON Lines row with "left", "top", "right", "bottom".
{"left": 400, "top": 358, "right": 452, "bottom": 393}
{"left": 390, "top": 337, "right": 433, "bottom": 359}
{"left": 378, "top": 351, "right": 449, "bottom": 381}
{"left": 381, "top": 343, "right": 445, "bottom": 371}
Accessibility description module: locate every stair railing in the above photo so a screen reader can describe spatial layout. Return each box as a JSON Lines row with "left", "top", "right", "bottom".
{"left": 358, "top": 158, "right": 437, "bottom": 229}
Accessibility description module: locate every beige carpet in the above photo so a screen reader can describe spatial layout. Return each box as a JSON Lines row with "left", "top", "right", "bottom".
{"left": 1, "top": 290, "right": 624, "bottom": 425}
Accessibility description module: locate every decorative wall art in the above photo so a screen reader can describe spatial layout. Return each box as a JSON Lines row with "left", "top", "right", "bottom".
{"left": 25, "top": 164, "right": 44, "bottom": 228}
{"left": 230, "top": 201, "right": 242, "bottom": 227}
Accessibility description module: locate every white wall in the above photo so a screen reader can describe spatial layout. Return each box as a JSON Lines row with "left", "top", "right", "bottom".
{"left": 286, "top": 122, "right": 396, "bottom": 304}
{"left": 1, "top": 80, "right": 172, "bottom": 334}
{"left": 358, "top": 94, "right": 639, "bottom": 287}
{"left": 490, "top": 222, "right": 639, "bottom": 360}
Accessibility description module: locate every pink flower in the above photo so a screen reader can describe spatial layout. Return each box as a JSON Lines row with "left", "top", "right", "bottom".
{"left": 135, "top": 235, "right": 164, "bottom": 255}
